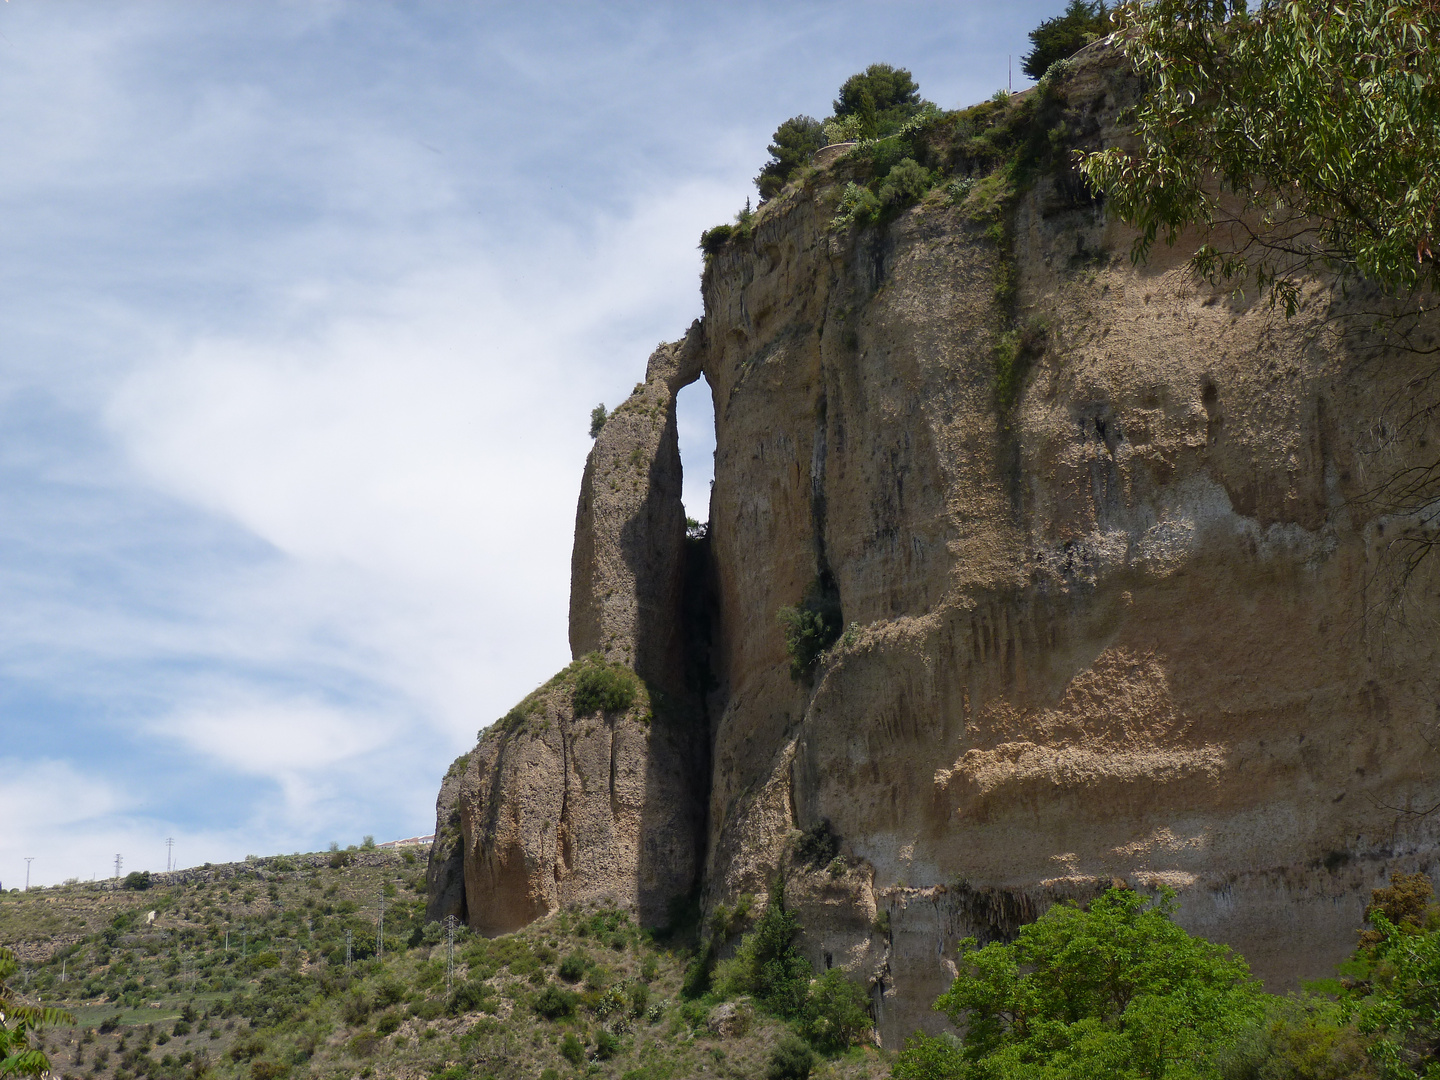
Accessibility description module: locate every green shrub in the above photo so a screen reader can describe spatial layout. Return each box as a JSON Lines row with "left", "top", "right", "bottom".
{"left": 830, "top": 181, "right": 881, "bottom": 230}
{"left": 595, "top": 1029, "right": 620, "bottom": 1060}
{"left": 629, "top": 980, "right": 650, "bottom": 1016}
{"left": 799, "top": 969, "right": 871, "bottom": 1053}
{"left": 560, "top": 1032, "right": 585, "bottom": 1066}
{"left": 777, "top": 580, "right": 842, "bottom": 679}
{"left": 558, "top": 950, "right": 589, "bottom": 983}
{"left": 892, "top": 1031, "right": 966, "bottom": 1079}
{"left": 533, "top": 984, "right": 575, "bottom": 1020}
{"left": 572, "top": 656, "right": 639, "bottom": 715}
{"left": 766, "top": 1035, "right": 816, "bottom": 1080}
{"left": 795, "top": 819, "right": 840, "bottom": 867}
{"left": 699, "top": 224, "right": 734, "bottom": 255}
{"left": 122, "top": 871, "right": 151, "bottom": 891}
{"left": 878, "top": 157, "right": 931, "bottom": 210}
{"left": 589, "top": 404, "right": 608, "bottom": 439}
{"left": 540, "top": 1070, "right": 559, "bottom": 1080}
{"left": 446, "top": 979, "right": 495, "bottom": 1016}
{"left": 374, "top": 1011, "right": 400, "bottom": 1035}
{"left": 409, "top": 999, "right": 443, "bottom": 1021}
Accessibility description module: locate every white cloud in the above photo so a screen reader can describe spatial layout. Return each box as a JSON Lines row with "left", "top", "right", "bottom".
{"left": 0, "top": 1, "right": 1064, "bottom": 884}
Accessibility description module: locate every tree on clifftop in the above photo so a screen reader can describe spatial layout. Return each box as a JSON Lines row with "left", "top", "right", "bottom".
{"left": 1022, "top": 0, "right": 1111, "bottom": 80}
{"left": 755, "top": 115, "right": 827, "bottom": 201}
{"left": 832, "top": 63, "right": 928, "bottom": 139}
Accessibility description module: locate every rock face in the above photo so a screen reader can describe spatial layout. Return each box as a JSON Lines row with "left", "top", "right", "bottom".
{"left": 432, "top": 48, "right": 1440, "bottom": 1043}
{"left": 444, "top": 338, "right": 710, "bottom": 936}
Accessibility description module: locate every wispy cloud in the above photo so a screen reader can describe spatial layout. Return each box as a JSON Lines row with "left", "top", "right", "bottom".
{"left": 0, "top": 1, "right": 1055, "bottom": 885}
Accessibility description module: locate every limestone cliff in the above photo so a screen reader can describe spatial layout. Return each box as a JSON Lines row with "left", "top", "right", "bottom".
{"left": 431, "top": 45, "right": 1440, "bottom": 1044}
{"left": 437, "top": 338, "right": 710, "bottom": 935}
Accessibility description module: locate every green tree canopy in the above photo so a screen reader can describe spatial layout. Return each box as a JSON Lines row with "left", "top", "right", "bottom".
{"left": 755, "top": 115, "right": 828, "bottom": 201}
{"left": 1076, "top": 0, "right": 1440, "bottom": 316}
{"left": 833, "top": 64, "right": 927, "bottom": 139}
{"left": 894, "top": 887, "right": 1261, "bottom": 1079}
{"left": 1022, "top": 0, "right": 1111, "bottom": 80}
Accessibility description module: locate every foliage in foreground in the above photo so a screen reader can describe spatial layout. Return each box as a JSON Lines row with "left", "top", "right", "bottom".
{"left": 891, "top": 873, "right": 1440, "bottom": 1080}
{"left": 1077, "top": 0, "right": 1440, "bottom": 316}
{"left": 1, "top": 945, "right": 74, "bottom": 1077}
{"left": 895, "top": 887, "right": 1261, "bottom": 1079}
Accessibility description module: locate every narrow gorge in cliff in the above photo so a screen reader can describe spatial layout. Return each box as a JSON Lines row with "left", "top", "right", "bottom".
{"left": 424, "top": 23, "right": 1440, "bottom": 1076}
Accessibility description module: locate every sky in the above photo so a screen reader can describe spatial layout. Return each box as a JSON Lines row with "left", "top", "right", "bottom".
{"left": 0, "top": 1, "right": 1057, "bottom": 887}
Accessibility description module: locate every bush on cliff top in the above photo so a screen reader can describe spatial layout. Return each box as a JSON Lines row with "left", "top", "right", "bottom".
{"left": 571, "top": 653, "right": 640, "bottom": 715}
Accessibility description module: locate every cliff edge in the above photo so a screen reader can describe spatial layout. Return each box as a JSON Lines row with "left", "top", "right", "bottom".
{"left": 431, "top": 46, "right": 1440, "bottom": 1043}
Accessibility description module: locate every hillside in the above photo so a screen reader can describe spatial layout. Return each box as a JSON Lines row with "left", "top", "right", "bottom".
{"left": 0, "top": 853, "right": 888, "bottom": 1080}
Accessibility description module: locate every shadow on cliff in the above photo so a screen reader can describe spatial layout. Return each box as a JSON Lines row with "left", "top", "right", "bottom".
{"left": 626, "top": 373, "right": 717, "bottom": 926}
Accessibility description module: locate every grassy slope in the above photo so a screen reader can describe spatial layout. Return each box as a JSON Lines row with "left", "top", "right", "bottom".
{"left": 1, "top": 853, "right": 890, "bottom": 1080}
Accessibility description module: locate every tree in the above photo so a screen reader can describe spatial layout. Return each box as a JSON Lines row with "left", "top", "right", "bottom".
{"left": 1076, "top": 0, "right": 1440, "bottom": 317}
{"left": 832, "top": 64, "right": 928, "bottom": 139}
{"left": 1022, "top": 0, "right": 1111, "bottom": 80}
{"left": 589, "top": 404, "right": 607, "bottom": 439}
{"left": 0, "top": 946, "right": 73, "bottom": 1078}
{"left": 894, "top": 887, "right": 1261, "bottom": 1078}
{"left": 714, "top": 878, "right": 812, "bottom": 1019}
{"left": 756, "top": 115, "right": 827, "bottom": 201}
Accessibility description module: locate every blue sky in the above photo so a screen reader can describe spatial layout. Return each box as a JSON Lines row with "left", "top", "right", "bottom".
{"left": 0, "top": 1, "right": 1058, "bottom": 887}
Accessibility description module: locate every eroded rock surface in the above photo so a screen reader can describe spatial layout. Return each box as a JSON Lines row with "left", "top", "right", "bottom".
{"left": 446, "top": 337, "right": 710, "bottom": 935}
{"left": 433, "top": 49, "right": 1440, "bottom": 1043}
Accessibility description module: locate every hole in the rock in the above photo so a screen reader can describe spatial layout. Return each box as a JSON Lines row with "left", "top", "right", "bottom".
{"left": 676, "top": 377, "right": 715, "bottom": 524}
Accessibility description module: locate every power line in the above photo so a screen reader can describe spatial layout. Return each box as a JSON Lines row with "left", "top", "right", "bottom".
{"left": 165, "top": 838, "right": 174, "bottom": 873}
{"left": 113, "top": 854, "right": 123, "bottom": 881}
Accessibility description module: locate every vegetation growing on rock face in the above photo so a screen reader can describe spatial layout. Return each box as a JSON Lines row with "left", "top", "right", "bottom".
{"left": 490, "top": 653, "right": 646, "bottom": 736}
{"left": 571, "top": 653, "right": 640, "bottom": 715}
{"left": 778, "top": 578, "right": 843, "bottom": 679}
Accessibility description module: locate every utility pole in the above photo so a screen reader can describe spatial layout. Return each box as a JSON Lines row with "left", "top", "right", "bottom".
{"left": 377, "top": 894, "right": 384, "bottom": 961}
{"left": 165, "top": 838, "right": 174, "bottom": 873}
{"left": 24, "top": 858, "right": 33, "bottom": 891}
{"left": 1008, "top": 55, "right": 1013, "bottom": 94}
{"left": 113, "top": 855, "right": 123, "bottom": 881}
{"left": 345, "top": 928, "right": 352, "bottom": 970}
